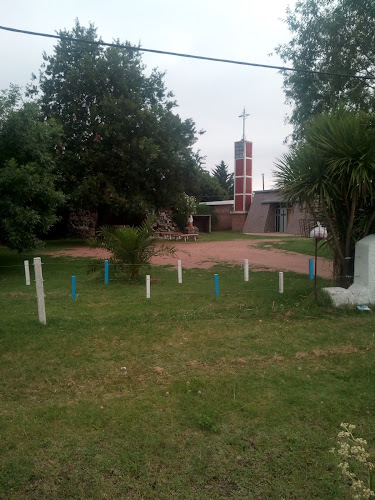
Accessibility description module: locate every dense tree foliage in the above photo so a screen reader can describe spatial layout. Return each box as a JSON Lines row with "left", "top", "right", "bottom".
{"left": 36, "top": 20, "right": 201, "bottom": 219}
{"left": 178, "top": 152, "right": 227, "bottom": 203}
{"left": 0, "top": 21, "right": 226, "bottom": 249}
{"left": 0, "top": 159, "right": 64, "bottom": 251}
{"left": 212, "top": 161, "right": 234, "bottom": 198}
{"left": 0, "top": 85, "right": 61, "bottom": 169}
{"left": 276, "top": 0, "right": 375, "bottom": 142}
{"left": 195, "top": 170, "right": 227, "bottom": 202}
{"left": 0, "top": 87, "right": 64, "bottom": 251}
{"left": 274, "top": 110, "right": 375, "bottom": 285}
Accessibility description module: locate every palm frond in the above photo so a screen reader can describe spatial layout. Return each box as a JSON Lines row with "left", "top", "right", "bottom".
{"left": 89, "top": 216, "right": 174, "bottom": 279}
{"left": 274, "top": 109, "right": 375, "bottom": 285}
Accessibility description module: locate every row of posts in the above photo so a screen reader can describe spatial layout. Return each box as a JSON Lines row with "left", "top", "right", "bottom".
{"left": 25, "top": 257, "right": 287, "bottom": 324}
{"left": 146, "top": 259, "right": 284, "bottom": 298}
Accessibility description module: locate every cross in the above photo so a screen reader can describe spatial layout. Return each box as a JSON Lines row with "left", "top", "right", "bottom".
{"left": 239, "top": 107, "right": 250, "bottom": 140}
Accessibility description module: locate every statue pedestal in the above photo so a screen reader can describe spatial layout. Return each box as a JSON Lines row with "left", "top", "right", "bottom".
{"left": 323, "top": 235, "right": 375, "bottom": 306}
{"left": 184, "top": 225, "right": 199, "bottom": 234}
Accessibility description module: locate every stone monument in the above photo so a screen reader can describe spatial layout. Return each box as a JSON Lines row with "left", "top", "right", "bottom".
{"left": 323, "top": 234, "right": 375, "bottom": 306}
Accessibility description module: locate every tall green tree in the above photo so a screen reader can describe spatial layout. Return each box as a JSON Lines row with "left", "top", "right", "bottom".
{"left": 212, "top": 161, "right": 234, "bottom": 198}
{"left": 0, "top": 159, "right": 64, "bottom": 251}
{"left": 274, "top": 110, "right": 375, "bottom": 286}
{"left": 0, "top": 87, "right": 64, "bottom": 251}
{"left": 196, "top": 170, "right": 228, "bottom": 202}
{"left": 276, "top": 0, "right": 375, "bottom": 142}
{"left": 181, "top": 152, "right": 227, "bottom": 203}
{"left": 0, "top": 86, "right": 61, "bottom": 170}
{"left": 37, "top": 20, "right": 200, "bottom": 219}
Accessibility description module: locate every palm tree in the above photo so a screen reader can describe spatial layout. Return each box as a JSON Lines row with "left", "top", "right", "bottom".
{"left": 89, "top": 216, "right": 174, "bottom": 279}
{"left": 274, "top": 110, "right": 375, "bottom": 286}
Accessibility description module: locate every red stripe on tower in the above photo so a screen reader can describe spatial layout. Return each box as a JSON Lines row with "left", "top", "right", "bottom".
{"left": 234, "top": 139, "right": 252, "bottom": 212}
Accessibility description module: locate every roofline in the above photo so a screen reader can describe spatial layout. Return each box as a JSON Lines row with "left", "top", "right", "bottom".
{"left": 200, "top": 200, "right": 234, "bottom": 206}
{"left": 253, "top": 189, "right": 279, "bottom": 194}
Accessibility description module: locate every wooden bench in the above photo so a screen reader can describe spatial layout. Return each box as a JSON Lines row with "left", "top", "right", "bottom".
{"left": 154, "top": 231, "right": 181, "bottom": 240}
{"left": 181, "top": 233, "right": 199, "bottom": 241}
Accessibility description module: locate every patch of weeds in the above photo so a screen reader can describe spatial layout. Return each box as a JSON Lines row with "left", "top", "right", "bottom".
{"left": 195, "top": 414, "right": 220, "bottom": 433}
{"left": 271, "top": 301, "right": 285, "bottom": 313}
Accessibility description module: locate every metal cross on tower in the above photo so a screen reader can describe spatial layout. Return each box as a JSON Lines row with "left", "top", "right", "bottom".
{"left": 234, "top": 107, "right": 253, "bottom": 215}
{"left": 239, "top": 107, "right": 250, "bottom": 140}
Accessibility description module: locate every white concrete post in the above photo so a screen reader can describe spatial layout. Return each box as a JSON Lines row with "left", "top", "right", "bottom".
{"left": 24, "top": 260, "right": 30, "bottom": 286}
{"left": 244, "top": 259, "right": 249, "bottom": 282}
{"left": 146, "top": 275, "right": 151, "bottom": 299}
{"left": 177, "top": 260, "right": 182, "bottom": 284}
{"left": 33, "top": 257, "right": 46, "bottom": 324}
{"left": 279, "top": 272, "right": 284, "bottom": 294}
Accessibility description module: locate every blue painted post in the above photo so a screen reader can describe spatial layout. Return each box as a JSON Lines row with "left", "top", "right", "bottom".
{"left": 105, "top": 260, "right": 109, "bottom": 284}
{"left": 309, "top": 258, "right": 314, "bottom": 280}
{"left": 214, "top": 274, "right": 219, "bottom": 297}
{"left": 72, "top": 276, "right": 76, "bottom": 300}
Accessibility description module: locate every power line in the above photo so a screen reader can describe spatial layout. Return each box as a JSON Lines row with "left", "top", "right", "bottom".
{"left": 0, "top": 25, "right": 374, "bottom": 81}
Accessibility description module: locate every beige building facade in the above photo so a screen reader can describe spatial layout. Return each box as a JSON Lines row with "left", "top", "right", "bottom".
{"left": 201, "top": 190, "right": 312, "bottom": 235}
{"left": 242, "top": 189, "right": 311, "bottom": 235}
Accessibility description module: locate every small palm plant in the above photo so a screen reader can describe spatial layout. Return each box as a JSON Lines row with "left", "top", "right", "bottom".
{"left": 88, "top": 216, "right": 174, "bottom": 280}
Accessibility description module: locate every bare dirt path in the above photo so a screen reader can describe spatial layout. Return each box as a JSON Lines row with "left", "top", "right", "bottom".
{"left": 44, "top": 239, "right": 333, "bottom": 278}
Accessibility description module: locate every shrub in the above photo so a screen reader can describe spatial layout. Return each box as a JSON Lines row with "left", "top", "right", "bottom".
{"left": 88, "top": 216, "right": 174, "bottom": 279}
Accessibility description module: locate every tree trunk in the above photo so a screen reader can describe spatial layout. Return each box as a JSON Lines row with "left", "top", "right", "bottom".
{"left": 321, "top": 200, "right": 347, "bottom": 286}
{"left": 340, "top": 250, "right": 354, "bottom": 288}
{"left": 364, "top": 208, "right": 375, "bottom": 237}
{"left": 341, "top": 194, "right": 357, "bottom": 287}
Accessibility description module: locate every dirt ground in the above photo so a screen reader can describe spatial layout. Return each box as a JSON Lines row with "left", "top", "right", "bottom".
{"left": 45, "top": 238, "right": 333, "bottom": 278}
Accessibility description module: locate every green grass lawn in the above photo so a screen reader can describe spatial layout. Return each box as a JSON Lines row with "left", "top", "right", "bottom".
{"left": 257, "top": 237, "right": 334, "bottom": 259}
{"left": 197, "top": 231, "right": 286, "bottom": 242}
{"left": 0, "top": 246, "right": 373, "bottom": 499}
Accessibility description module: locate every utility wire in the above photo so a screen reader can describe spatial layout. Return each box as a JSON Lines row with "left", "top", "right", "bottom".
{"left": 0, "top": 25, "right": 374, "bottom": 81}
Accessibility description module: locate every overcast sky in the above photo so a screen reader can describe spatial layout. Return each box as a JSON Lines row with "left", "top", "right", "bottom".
{"left": 1, "top": 0, "right": 296, "bottom": 191}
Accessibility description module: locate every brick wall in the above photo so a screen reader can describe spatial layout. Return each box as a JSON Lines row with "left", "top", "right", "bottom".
{"left": 212, "top": 205, "right": 233, "bottom": 231}
{"left": 231, "top": 213, "right": 247, "bottom": 232}
{"left": 69, "top": 210, "right": 98, "bottom": 238}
